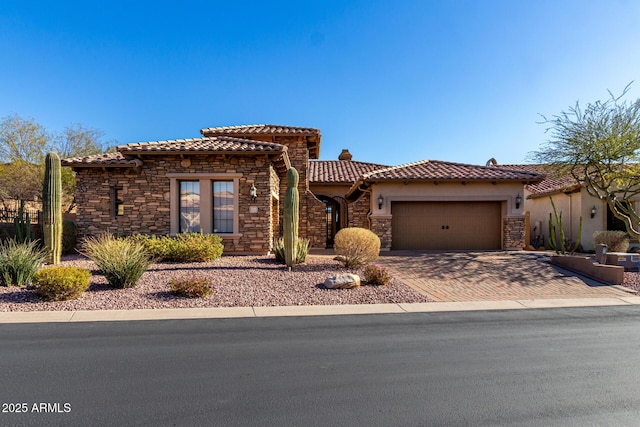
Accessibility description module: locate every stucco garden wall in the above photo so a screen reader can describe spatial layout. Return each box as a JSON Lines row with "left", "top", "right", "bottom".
{"left": 525, "top": 189, "right": 603, "bottom": 251}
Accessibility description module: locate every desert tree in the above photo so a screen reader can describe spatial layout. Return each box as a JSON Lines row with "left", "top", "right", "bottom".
{"left": 530, "top": 83, "right": 640, "bottom": 238}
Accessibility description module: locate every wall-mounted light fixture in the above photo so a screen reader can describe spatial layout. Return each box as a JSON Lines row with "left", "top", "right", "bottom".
{"left": 250, "top": 183, "right": 257, "bottom": 203}
{"left": 378, "top": 194, "right": 384, "bottom": 210}
{"left": 591, "top": 205, "right": 597, "bottom": 218}
{"left": 515, "top": 193, "right": 522, "bottom": 209}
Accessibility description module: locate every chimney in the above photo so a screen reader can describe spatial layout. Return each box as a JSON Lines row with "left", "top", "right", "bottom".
{"left": 338, "top": 149, "right": 352, "bottom": 161}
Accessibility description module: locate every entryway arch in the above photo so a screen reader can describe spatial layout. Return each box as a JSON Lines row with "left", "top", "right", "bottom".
{"left": 317, "top": 195, "right": 342, "bottom": 248}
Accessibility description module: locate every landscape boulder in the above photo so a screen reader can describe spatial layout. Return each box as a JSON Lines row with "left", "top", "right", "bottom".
{"left": 324, "top": 273, "right": 361, "bottom": 289}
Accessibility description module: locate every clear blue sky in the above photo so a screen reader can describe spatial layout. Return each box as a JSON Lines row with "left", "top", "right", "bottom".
{"left": 1, "top": 1, "right": 639, "bottom": 166}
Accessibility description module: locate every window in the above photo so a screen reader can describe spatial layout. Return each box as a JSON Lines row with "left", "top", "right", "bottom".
{"left": 213, "top": 181, "right": 234, "bottom": 233}
{"left": 168, "top": 173, "right": 241, "bottom": 236}
{"left": 180, "top": 181, "right": 201, "bottom": 233}
{"left": 114, "top": 187, "right": 124, "bottom": 217}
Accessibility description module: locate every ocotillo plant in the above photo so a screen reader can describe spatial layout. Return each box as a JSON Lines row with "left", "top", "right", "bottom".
{"left": 283, "top": 167, "right": 299, "bottom": 268}
{"left": 43, "top": 152, "right": 63, "bottom": 264}
{"left": 13, "top": 199, "right": 33, "bottom": 243}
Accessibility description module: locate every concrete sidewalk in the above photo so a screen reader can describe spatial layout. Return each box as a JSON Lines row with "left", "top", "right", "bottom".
{"left": 3, "top": 296, "right": 640, "bottom": 323}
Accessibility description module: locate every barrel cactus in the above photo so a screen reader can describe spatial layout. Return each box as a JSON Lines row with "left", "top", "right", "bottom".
{"left": 283, "top": 167, "right": 299, "bottom": 268}
{"left": 43, "top": 152, "right": 63, "bottom": 264}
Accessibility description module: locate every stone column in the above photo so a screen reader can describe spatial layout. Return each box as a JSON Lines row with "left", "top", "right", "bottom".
{"left": 370, "top": 215, "right": 392, "bottom": 250}
{"left": 503, "top": 216, "right": 525, "bottom": 250}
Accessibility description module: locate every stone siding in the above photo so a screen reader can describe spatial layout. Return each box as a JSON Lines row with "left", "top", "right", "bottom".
{"left": 347, "top": 193, "right": 370, "bottom": 229}
{"left": 370, "top": 216, "right": 392, "bottom": 250}
{"left": 306, "top": 192, "right": 327, "bottom": 249}
{"left": 503, "top": 216, "right": 526, "bottom": 249}
{"left": 75, "top": 155, "right": 278, "bottom": 253}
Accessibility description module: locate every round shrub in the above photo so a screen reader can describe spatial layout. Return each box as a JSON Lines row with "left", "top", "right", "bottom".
{"left": 34, "top": 266, "right": 90, "bottom": 301}
{"left": 334, "top": 227, "right": 381, "bottom": 268}
{"left": 82, "top": 234, "right": 152, "bottom": 288}
{"left": 62, "top": 219, "right": 78, "bottom": 255}
{"left": 169, "top": 277, "right": 214, "bottom": 298}
{"left": 363, "top": 264, "right": 392, "bottom": 286}
{"left": 593, "top": 230, "right": 630, "bottom": 252}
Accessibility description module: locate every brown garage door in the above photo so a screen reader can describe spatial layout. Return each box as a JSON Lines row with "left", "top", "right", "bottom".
{"left": 391, "top": 201, "right": 502, "bottom": 250}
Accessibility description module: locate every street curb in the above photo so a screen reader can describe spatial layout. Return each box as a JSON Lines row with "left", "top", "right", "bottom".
{"left": 3, "top": 296, "right": 640, "bottom": 323}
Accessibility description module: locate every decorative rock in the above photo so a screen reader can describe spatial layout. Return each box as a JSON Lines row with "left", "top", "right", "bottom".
{"left": 324, "top": 273, "right": 361, "bottom": 289}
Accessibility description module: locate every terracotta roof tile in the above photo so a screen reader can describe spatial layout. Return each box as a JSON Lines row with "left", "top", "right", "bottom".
{"left": 61, "top": 152, "right": 142, "bottom": 167}
{"left": 501, "top": 164, "right": 582, "bottom": 198}
{"left": 117, "top": 136, "right": 287, "bottom": 154}
{"left": 200, "top": 124, "right": 320, "bottom": 136}
{"left": 309, "top": 160, "right": 389, "bottom": 183}
{"left": 361, "top": 160, "right": 545, "bottom": 182}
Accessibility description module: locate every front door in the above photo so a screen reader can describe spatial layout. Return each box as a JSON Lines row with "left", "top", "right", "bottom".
{"left": 322, "top": 197, "right": 340, "bottom": 248}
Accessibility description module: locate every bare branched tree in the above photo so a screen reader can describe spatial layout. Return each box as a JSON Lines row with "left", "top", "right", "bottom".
{"left": 0, "top": 114, "right": 115, "bottom": 212}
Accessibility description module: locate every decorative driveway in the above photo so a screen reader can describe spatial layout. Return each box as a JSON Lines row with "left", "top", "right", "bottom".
{"left": 378, "top": 251, "right": 635, "bottom": 302}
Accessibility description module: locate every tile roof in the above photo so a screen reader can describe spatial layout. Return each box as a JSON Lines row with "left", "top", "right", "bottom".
{"left": 61, "top": 152, "right": 142, "bottom": 167}
{"left": 501, "top": 164, "right": 582, "bottom": 198}
{"left": 200, "top": 124, "right": 321, "bottom": 136}
{"left": 117, "top": 136, "right": 287, "bottom": 154}
{"left": 360, "top": 160, "right": 545, "bottom": 182}
{"left": 309, "top": 160, "right": 389, "bottom": 184}
{"left": 200, "top": 124, "right": 321, "bottom": 159}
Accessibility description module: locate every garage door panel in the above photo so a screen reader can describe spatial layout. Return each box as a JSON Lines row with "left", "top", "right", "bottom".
{"left": 391, "top": 201, "right": 501, "bottom": 250}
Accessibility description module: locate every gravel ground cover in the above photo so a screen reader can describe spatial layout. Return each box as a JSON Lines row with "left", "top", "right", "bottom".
{"left": 0, "top": 254, "right": 431, "bottom": 312}
{"left": 622, "top": 272, "right": 640, "bottom": 293}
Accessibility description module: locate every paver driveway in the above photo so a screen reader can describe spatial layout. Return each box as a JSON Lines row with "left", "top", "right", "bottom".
{"left": 378, "top": 251, "right": 634, "bottom": 302}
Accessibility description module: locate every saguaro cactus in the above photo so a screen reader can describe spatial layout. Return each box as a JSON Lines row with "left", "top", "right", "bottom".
{"left": 283, "top": 167, "right": 299, "bottom": 268}
{"left": 43, "top": 152, "right": 62, "bottom": 264}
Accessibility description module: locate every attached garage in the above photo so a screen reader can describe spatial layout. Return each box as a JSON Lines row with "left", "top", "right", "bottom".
{"left": 345, "top": 159, "right": 546, "bottom": 251}
{"left": 391, "top": 201, "right": 502, "bottom": 250}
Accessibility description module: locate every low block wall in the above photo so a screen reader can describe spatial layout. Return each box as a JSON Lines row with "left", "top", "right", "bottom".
{"left": 550, "top": 255, "right": 624, "bottom": 285}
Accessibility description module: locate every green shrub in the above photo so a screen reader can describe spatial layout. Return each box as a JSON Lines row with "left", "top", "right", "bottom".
{"left": 363, "top": 264, "right": 392, "bottom": 286}
{"left": 169, "top": 277, "right": 214, "bottom": 298}
{"left": 169, "top": 233, "right": 223, "bottom": 262}
{"left": 62, "top": 220, "right": 78, "bottom": 255}
{"left": 0, "top": 239, "right": 46, "bottom": 287}
{"left": 82, "top": 234, "right": 152, "bottom": 288}
{"left": 334, "top": 227, "right": 381, "bottom": 268}
{"left": 128, "top": 233, "right": 223, "bottom": 262}
{"left": 33, "top": 266, "right": 91, "bottom": 301}
{"left": 273, "top": 237, "right": 310, "bottom": 264}
{"left": 593, "top": 230, "right": 630, "bottom": 252}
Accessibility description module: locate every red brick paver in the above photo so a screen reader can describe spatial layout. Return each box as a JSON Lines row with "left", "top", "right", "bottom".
{"left": 377, "top": 251, "right": 634, "bottom": 302}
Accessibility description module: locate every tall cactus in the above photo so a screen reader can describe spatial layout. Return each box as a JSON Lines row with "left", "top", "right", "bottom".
{"left": 14, "top": 199, "right": 33, "bottom": 243}
{"left": 43, "top": 152, "right": 62, "bottom": 264}
{"left": 548, "top": 196, "right": 582, "bottom": 254}
{"left": 548, "top": 212, "right": 557, "bottom": 252}
{"left": 283, "top": 167, "right": 299, "bottom": 268}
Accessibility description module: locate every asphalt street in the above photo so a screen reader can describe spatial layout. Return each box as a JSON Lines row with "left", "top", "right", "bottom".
{"left": 2, "top": 307, "right": 640, "bottom": 426}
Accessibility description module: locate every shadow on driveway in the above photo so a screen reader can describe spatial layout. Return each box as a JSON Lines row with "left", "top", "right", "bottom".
{"left": 377, "top": 251, "right": 634, "bottom": 302}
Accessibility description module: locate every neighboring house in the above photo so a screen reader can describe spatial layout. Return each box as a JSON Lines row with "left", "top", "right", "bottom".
{"left": 63, "top": 124, "right": 545, "bottom": 253}
{"left": 501, "top": 164, "right": 639, "bottom": 251}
